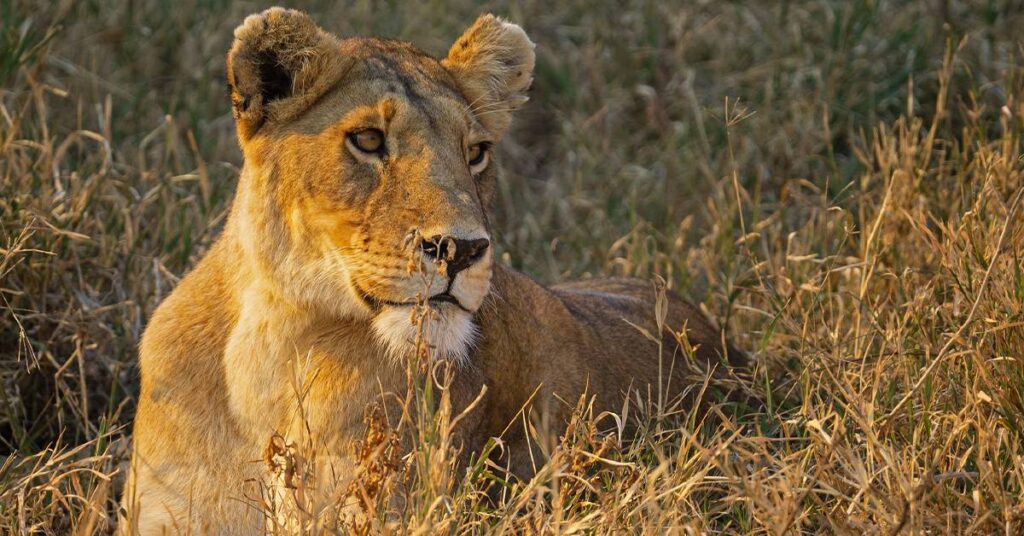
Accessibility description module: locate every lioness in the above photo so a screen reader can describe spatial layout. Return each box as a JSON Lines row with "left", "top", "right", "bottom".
{"left": 122, "top": 8, "right": 743, "bottom": 534}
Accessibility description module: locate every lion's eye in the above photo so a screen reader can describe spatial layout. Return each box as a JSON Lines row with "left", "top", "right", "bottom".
{"left": 467, "top": 142, "right": 490, "bottom": 172}
{"left": 348, "top": 129, "right": 385, "bottom": 154}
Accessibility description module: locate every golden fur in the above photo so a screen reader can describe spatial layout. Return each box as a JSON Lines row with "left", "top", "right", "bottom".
{"left": 121, "top": 8, "right": 743, "bottom": 534}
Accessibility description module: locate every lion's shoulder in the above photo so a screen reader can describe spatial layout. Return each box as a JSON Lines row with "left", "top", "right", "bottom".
{"left": 138, "top": 239, "right": 238, "bottom": 388}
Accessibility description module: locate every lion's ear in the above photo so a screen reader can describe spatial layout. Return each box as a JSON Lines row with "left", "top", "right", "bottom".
{"left": 443, "top": 15, "right": 535, "bottom": 138}
{"left": 226, "top": 8, "right": 344, "bottom": 141}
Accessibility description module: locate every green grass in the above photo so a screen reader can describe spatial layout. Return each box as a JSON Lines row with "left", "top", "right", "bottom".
{"left": 2, "top": 0, "right": 1023, "bottom": 533}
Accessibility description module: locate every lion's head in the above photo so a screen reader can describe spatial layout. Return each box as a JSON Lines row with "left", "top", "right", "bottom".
{"left": 224, "top": 8, "right": 534, "bottom": 362}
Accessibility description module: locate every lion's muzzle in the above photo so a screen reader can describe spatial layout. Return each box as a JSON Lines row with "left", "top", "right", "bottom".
{"left": 419, "top": 235, "right": 490, "bottom": 279}
{"left": 361, "top": 229, "right": 493, "bottom": 364}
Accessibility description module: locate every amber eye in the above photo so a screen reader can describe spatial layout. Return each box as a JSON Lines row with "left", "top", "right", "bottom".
{"left": 348, "top": 129, "right": 385, "bottom": 154}
{"left": 468, "top": 142, "right": 490, "bottom": 170}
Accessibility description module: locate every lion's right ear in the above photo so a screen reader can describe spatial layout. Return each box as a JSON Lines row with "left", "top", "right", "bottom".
{"left": 226, "top": 8, "right": 344, "bottom": 141}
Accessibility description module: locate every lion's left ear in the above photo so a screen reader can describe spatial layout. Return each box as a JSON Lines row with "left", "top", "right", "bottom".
{"left": 443, "top": 15, "right": 535, "bottom": 138}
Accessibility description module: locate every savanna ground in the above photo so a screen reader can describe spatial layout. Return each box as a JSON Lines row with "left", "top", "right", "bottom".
{"left": 2, "top": 0, "right": 1024, "bottom": 533}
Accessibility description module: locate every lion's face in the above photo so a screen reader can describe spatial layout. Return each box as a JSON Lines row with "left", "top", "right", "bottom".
{"left": 226, "top": 10, "right": 534, "bottom": 362}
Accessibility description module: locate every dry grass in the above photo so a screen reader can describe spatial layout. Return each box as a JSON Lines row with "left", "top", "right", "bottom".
{"left": 2, "top": 0, "right": 1024, "bottom": 533}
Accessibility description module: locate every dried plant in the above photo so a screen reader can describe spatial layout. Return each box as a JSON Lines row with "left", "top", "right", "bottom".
{"left": 3, "top": 1, "right": 1024, "bottom": 534}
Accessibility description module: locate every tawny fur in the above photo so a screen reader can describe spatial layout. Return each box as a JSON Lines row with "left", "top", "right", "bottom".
{"left": 121, "top": 8, "right": 743, "bottom": 534}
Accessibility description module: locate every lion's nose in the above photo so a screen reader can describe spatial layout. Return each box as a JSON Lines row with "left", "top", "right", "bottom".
{"left": 420, "top": 236, "right": 490, "bottom": 278}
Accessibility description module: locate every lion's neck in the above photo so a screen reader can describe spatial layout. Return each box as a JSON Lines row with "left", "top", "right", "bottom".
{"left": 218, "top": 236, "right": 397, "bottom": 446}
{"left": 222, "top": 268, "right": 313, "bottom": 438}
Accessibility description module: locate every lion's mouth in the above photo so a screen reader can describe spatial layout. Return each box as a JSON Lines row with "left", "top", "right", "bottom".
{"left": 426, "top": 292, "right": 463, "bottom": 307}
{"left": 359, "top": 290, "right": 472, "bottom": 313}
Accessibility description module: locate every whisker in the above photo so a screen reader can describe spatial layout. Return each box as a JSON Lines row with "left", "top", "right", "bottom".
{"left": 464, "top": 92, "right": 491, "bottom": 113}
{"left": 472, "top": 107, "right": 518, "bottom": 118}
{"left": 469, "top": 100, "right": 514, "bottom": 114}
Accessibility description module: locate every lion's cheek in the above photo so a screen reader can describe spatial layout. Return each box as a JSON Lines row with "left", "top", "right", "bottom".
{"left": 451, "top": 275, "right": 490, "bottom": 312}
{"left": 449, "top": 252, "right": 493, "bottom": 311}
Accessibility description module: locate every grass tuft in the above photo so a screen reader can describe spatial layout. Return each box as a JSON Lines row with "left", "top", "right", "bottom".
{"left": 2, "top": 0, "right": 1023, "bottom": 533}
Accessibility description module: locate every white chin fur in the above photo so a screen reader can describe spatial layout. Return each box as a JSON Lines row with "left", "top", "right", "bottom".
{"left": 371, "top": 305, "right": 478, "bottom": 365}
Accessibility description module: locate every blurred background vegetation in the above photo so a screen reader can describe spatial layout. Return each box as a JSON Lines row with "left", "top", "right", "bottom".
{"left": 1, "top": 0, "right": 1023, "bottom": 533}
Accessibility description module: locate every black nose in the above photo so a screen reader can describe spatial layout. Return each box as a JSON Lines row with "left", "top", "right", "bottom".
{"left": 420, "top": 235, "right": 490, "bottom": 278}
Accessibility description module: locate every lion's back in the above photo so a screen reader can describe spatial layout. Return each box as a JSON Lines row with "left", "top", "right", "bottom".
{"left": 550, "top": 277, "right": 744, "bottom": 370}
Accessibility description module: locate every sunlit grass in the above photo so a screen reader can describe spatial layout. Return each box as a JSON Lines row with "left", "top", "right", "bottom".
{"left": 2, "top": 0, "right": 1023, "bottom": 533}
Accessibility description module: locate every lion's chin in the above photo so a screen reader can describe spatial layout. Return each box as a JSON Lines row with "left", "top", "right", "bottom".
{"left": 370, "top": 303, "right": 478, "bottom": 365}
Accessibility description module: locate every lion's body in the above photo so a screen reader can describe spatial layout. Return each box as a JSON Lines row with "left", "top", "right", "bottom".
{"left": 122, "top": 9, "right": 742, "bottom": 534}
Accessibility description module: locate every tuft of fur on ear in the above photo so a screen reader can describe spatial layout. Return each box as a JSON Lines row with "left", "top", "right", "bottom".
{"left": 227, "top": 8, "right": 345, "bottom": 141}
{"left": 443, "top": 15, "right": 536, "bottom": 137}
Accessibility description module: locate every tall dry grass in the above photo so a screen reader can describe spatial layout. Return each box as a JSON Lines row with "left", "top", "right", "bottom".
{"left": 2, "top": 0, "right": 1023, "bottom": 533}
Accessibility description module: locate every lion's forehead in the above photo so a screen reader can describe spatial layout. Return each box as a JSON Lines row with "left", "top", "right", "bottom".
{"left": 268, "top": 43, "right": 474, "bottom": 143}
{"left": 338, "top": 38, "right": 468, "bottom": 119}
{"left": 347, "top": 39, "right": 462, "bottom": 91}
